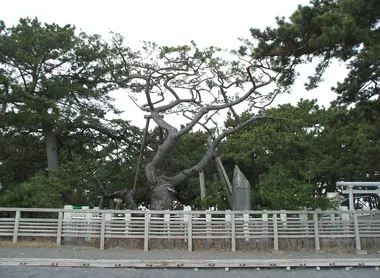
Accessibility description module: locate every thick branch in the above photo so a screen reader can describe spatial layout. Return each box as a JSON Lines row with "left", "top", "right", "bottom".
{"left": 220, "top": 86, "right": 241, "bottom": 124}
{"left": 72, "top": 122, "right": 139, "bottom": 151}
{"left": 141, "top": 71, "right": 201, "bottom": 112}
{"left": 145, "top": 113, "right": 179, "bottom": 170}
{"left": 137, "top": 67, "right": 193, "bottom": 111}
{"left": 175, "top": 74, "right": 274, "bottom": 138}
{"left": 141, "top": 93, "right": 165, "bottom": 108}
{"left": 144, "top": 77, "right": 154, "bottom": 110}
{"left": 151, "top": 111, "right": 177, "bottom": 134}
{"left": 182, "top": 111, "right": 214, "bottom": 134}
{"left": 154, "top": 98, "right": 200, "bottom": 113}
{"left": 166, "top": 115, "right": 274, "bottom": 185}
{"left": 133, "top": 117, "right": 150, "bottom": 191}
{"left": 162, "top": 72, "right": 195, "bottom": 100}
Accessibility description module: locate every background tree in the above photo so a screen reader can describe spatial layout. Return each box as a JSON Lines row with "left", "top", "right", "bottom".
{"left": 0, "top": 17, "right": 135, "bottom": 172}
{"left": 0, "top": 18, "right": 142, "bottom": 207}
{"left": 221, "top": 99, "right": 380, "bottom": 209}
{"left": 221, "top": 99, "right": 329, "bottom": 209}
{"left": 259, "top": 165, "right": 330, "bottom": 210}
{"left": 245, "top": 0, "right": 380, "bottom": 105}
{"left": 0, "top": 126, "right": 142, "bottom": 208}
{"left": 0, "top": 131, "right": 46, "bottom": 198}
{"left": 231, "top": 0, "right": 380, "bottom": 209}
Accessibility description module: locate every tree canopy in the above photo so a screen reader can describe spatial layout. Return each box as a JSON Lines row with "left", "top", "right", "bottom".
{"left": 245, "top": 0, "right": 380, "bottom": 105}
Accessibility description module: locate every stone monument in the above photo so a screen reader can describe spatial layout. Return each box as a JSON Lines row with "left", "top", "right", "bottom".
{"left": 232, "top": 165, "right": 251, "bottom": 210}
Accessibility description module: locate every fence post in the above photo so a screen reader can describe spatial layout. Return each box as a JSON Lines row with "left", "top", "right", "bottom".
{"left": 243, "top": 213, "right": 249, "bottom": 242}
{"left": 313, "top": 212, "right": 320, "bottom": 251}
{"left": 231, "top": 213, "right": 236, "bottom": 252}
{"left": 340, "top": 206, "right": 350, "bottom": 234}
{"left": 280, "top": 210, "right": 287, "bottom": 228}
{"left": 83, "top": 206, "right": 91, "bottom": 242}
{"left": 348, "top": 185, "right": 354, "bottom": 210}
{"left": 353, "top": 211, "right": 367, "bottom": 254}
{"left": 57, "top": 211, "right": 63, "bottom": 246}
{"left": 164, "top": 211, "right": 171, "bottom": 239}
{"left": 262, "top": 210, "right": 269, "bottom": 241}
{"left": 125, "top": 212, "right": 131, "bottom": 235}
{"left": 100, "top": 212, "right": 106, "bottom": 250}
{"left": 206, "top": 211, "right": 211, "bottom": 238}
{"left": 300, "top": 212, "right": 309, "bottom": 234}
{"left": 187, "top": 211, "right": 192, "bottom": 252}
{"left": 205, "top": 210, "right": 211, "bottom": 248}
{"left": 273, "top": 213, "right": 279, "bottom": 252}
{"left": 144, "top": 211, "right": 150, "bottom": 251}
{"left": 12, "top": 210, "right": 21, "bottom": 243}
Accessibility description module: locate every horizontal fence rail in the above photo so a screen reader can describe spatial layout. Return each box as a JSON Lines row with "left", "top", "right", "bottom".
{"left": 0, "top": 208, "right": 380, "bottom": 252}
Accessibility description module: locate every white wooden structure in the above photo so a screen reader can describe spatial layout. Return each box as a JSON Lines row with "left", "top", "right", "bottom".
{"left": 337, "top": 181, "right": 380, "bottom": 210}
{"left": 1, "top": 207, "right": 380, "bottom": 253}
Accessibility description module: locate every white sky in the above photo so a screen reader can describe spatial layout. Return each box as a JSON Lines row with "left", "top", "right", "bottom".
{"left": 2, "top": 0, "right": 347, "bottom": 128}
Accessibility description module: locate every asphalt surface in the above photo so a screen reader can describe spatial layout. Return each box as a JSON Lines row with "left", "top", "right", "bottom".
{"left": 1, "top": 246, "right": 380, "bottom": 260}
{"left": 0, "top": 266, "right": 379, "bottom": 278}
{"left": 0, "top": 246, "right": 379, "bottom": 277}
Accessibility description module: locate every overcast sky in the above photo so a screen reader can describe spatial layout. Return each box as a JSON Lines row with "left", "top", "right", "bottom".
{"left": 2, "top": 0, "right": 346, "bottom": 128}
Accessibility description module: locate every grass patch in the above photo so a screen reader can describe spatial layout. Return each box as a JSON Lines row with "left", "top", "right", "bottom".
{"left": 0, "top": 241, "right": 59, "bottom": 248}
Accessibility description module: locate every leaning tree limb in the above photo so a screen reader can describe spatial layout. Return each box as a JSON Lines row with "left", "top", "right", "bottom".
{"left": 132, "top": 115, "right": 151, "bottom": 191}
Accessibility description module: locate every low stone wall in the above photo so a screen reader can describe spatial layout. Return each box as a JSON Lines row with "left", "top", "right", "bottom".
{"left": 2, "top": 236, "right": 380, "bottom": 252}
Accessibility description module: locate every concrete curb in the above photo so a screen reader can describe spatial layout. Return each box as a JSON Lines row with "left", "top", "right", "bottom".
{"left": 0, "top": 257, "right": 380, "bottom": 269}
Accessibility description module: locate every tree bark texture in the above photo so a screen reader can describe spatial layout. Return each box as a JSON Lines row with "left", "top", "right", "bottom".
{"left": 146, "top": 163, "right": 176, "bottom": 210}
{"left": 42, "top": 121, "right": 59, "bottom": 172}
{"left": 144, "top": 122, "right": 178, "bottom": 210}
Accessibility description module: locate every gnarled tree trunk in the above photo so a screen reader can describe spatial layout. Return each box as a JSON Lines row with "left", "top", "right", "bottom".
{"left": 146, "top": 163, "right": 176, "bottom": 210}
{"left": 142, "top": 113, "right": 273, "bottom": 210}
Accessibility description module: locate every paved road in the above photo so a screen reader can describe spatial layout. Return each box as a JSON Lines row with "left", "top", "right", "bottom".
{"left": 0, "top": 266, "right": 379, "bottom": 278}
{"left": 1, "top": 246, "right": 379, "bottom": 277}
{"left": 1, "top": 246, "right": 379, "bottom": 260}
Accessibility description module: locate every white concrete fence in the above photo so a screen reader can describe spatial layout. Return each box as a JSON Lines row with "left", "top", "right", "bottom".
{"left": 1, "top": 207, "right": 379, "bottom": 253}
